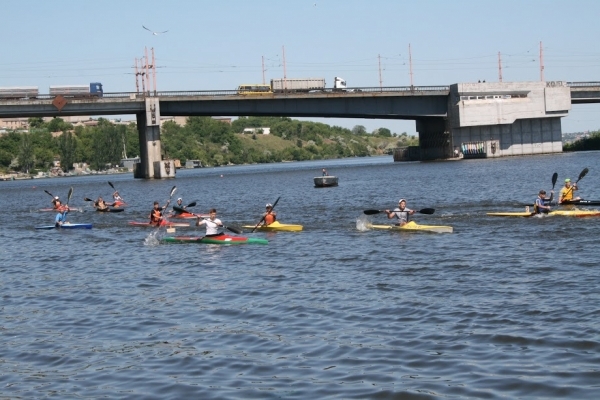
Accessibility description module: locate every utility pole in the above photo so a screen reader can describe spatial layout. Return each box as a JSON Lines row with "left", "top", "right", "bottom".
{"left": 378, "top": 54, "right": 383, "bottom": 90}
{"left": 498, "top": 51, "right": 503, "bottom": 82}
{"left": 409, "top": 43, "right": 414, "bottom": 89}
{"left": 262, "top": 55, "right": 266, "bottom": 84}
{"left": 282, "top": 45, "right": 287, "bottom": 92}
{"left": 134, "top": 57, "right": 140, "bottom": 93}
{"left": 539, "top": 41, "right": 544, "bottom": 81}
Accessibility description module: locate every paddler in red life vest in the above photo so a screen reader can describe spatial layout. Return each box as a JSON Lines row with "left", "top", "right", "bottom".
{"left": 385, "top": 199, "right": 415, "bottom": 226}
{"left": 262, "top": 203, "right": 277, "bottom": 226}
{"left": 112, "top": 191, "right": 125, "bottom": 207}
{"left": 52, "top": 196, "right": 61, "bottom": 209}
{"left": 150, "top": 199, "right": 171, "bottom": 226}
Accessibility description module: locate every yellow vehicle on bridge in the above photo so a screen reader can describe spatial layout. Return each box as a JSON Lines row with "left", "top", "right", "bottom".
{"left": 237, "top": 84, "right": 273, "bottom": 96}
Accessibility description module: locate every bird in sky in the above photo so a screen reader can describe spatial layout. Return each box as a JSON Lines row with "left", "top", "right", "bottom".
{"left": 142, "top": 25, "right": 168, "bottom": 35}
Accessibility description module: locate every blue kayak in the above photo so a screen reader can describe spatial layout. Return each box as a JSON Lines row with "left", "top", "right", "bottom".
{"left": 36, "top": 223, "right": 93, "bottom": 230}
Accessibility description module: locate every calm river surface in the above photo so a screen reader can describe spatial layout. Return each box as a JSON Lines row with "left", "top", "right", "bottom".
{"left": 2, "top": 152, "right": 600, "bottom": 399}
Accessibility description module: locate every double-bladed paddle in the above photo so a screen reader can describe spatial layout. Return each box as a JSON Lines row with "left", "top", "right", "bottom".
{"left": 363, "top": 208, "right": 435, "bottom": 215}
{"left": 251, "top": 196, "right": 281, "bottom": 233}
{"left": 60, "top": 187, "right": 74, "bottom": 223}
{"left": 44, "top": 189, "right": 55, "bottom": 198}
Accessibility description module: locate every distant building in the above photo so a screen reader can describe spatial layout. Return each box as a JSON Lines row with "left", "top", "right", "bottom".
{"left": 243, "top": 127, "right": 270, "bottom": 135}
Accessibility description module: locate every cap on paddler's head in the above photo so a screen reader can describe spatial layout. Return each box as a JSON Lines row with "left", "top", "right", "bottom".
{"left": 565, "top": 178, "right": 571, "bottom": 182}
{"left": 54, "top": 196, "right": 59, "bottom": 200}
{"left": 539, "top": 189, "right": 546, "bottom": 195}
{"left": 177, "top": 198, "right": 182, "bottom": 201}
{"left": 398, "top": 198, "right": 406, "bottom": 204}
{"left": 266, "top": 203, "right": 272, "bottom": 208}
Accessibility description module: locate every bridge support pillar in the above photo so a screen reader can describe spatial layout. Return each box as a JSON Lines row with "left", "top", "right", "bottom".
{"left": 416, "top": 118, "right": 452, "bottom": 160}
{"left": 134, "top": 98, "right": 175, "bottom": 179}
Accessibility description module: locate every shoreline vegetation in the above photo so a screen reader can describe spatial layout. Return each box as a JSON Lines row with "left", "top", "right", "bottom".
{"left": 0, "top": 116, "right": 418, "bottom": 179}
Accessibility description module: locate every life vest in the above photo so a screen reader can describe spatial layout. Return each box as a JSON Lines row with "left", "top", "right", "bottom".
{"left": 150, "top": 209, "right": 162, "bottom": 224}
{"left": 264, "top": 213, "right": 276, "bottom": 225}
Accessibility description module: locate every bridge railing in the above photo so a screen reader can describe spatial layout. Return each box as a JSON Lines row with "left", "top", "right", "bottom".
{"left": 567, "top": 82, "right": 600, "bottom": 87}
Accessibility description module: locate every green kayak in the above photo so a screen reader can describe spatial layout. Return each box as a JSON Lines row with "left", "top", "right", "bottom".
{"left": 163, "top": 234, "right": 268, "bottom": 245}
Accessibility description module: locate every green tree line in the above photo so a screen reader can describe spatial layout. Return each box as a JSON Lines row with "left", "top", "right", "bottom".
{"left": 0, "top": 116, "right": 417, "bottom": 174}
{"left": 563, "top": 129, "right": 600, "bottom": 151}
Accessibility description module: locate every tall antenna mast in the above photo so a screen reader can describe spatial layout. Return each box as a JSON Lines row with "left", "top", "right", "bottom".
{"left": 262, "top": 56, "right": 266, "bottom": 84}
{"left": 498, "top": 51, "right": 503, "bottom": 82}
{"left": 539, "top": 41, "right": 544, "bottom": 81}
{"left": 134, "top": 57, "right": 140, "bottom": 93}
{"left": 144, "top": 47, "right": 151, "bottom": 95}
{"left": 282, "top": 45, "right": 287, "bottom": 91}
{"left": 378, "top": 54, "right": 383, "bottom": 90}
{"left": 409, "top": 43, "right": 414, "bottom": 88}
{"left": 151, "top": 47, "right": 157, "bottom": 95}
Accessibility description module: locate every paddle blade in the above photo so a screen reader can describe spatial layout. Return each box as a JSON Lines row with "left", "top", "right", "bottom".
{"left": 108, "top": 181, "right": 115, "bottom": 190}
{"left": 551, "top": 172, "right": 558, "bottom": 189}
{"left": 169, "top": 186, "right": 177, "bottom": 198}
{"left": 418, "top": 208, "right": 435, "bottom": 215}
{"left": 44, "top": 190, "right": 55, "bottom": 198}
{"left": 577, "top": 168, "right": 589, "bottom": 182}
{"left": 67, "top": 187, "right": 73, "bottom": 202}
{"left": 225, "top": 225, "right": 243, "bottom": 234}
{"left": 363, "top": 209, "right": 383, "bottom": 215}
{"left": 186, "top": 201, "right": 197, "bottom": 208}
{"left": 83, "top": 197, "right": 94, "bottom": 202}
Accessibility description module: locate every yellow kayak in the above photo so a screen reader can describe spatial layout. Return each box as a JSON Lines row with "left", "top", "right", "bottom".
{"left": 368, "top": 221, "right": 453, "bottom": 234}
{"left": 487, "top": 210, "right": 600, "bottom": 217}
{"left": 242, "top": 221, "right": 304, "bottom": 232}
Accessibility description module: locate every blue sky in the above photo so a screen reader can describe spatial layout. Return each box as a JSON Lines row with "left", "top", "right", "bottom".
{"left": 2, "top": 0, "right": 599, "bottom": 135}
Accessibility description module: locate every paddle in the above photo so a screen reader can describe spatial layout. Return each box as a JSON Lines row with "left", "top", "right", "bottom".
{"left": 154, "top": 186, "right": 177, "bottom": 226}
{"left": 172, "top": 204, "right": 198, "bottom": 214}
{"left": 58, "top": 187, "right": 74, "bottom": 225}
{"left": 363, "top": 208, "right": 435, "bottom": 215}
{"left": 251, "top": 196, "right": 281, "bottom": 233}
{"left": 108, "top": 181, "right": 116, "bottom": 191}
{"left": 44, "top": 189, "right": 55, "bottom": 198}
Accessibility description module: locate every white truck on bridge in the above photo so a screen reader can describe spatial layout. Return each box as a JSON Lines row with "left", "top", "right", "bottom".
{"left": 270, "top": 77, "right": 348, "bottom": 93}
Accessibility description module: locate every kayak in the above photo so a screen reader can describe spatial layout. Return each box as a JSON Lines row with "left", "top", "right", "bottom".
{"left": 169, "top": 212, "right": 209, "bottom": 219}
{"left": 162, "top": 234, "right": 269, "bottom": 245}
{"left": 487, "top": 210, "right": 600, "bottom": 217}
{"left": 368, "top": 221, "right": 453, "bottom": 233}
{"left": 96, "top": 208, "right": 124, "bottom": 213}
{"left": 559, "top": 199, "right": 600, "bottom": 206}
{"left": 36, "top": 223, "right": 93, "bottom": 230}
{"left": 38, "top": 207, "right": 83, "bottom": 212}
{"left": 112, "top": 200, "right": 127, "bottom": 207}
{"left": 128, "top": 220, "right": 190, "bottom": 227}
{"left": 242, "top": 221, "right": 303, "bottom": 232}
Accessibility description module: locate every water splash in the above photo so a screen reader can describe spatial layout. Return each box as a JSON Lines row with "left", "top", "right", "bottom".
{"left": 356, "top": 215, "right": 371, "bottom": 231}
{"left": 144, "top": 229, "right": 161, "bottom": 246}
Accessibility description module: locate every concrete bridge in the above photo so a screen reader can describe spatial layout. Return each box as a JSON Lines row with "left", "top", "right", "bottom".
{"left": 0, "top": 81, "right": 599, "bottom": 178}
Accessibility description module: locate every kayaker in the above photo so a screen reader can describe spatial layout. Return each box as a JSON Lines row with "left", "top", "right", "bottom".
{"left": 55, "top": 206, "right": 69, "bottom": 227}
{"left": 261, "top": 203, "right": 277, "bottom": 226}
{"left": 534, "top": 189, "right": 554, "bottom": 214}
{"left": 559, "top": 178, "right": 580, "bottom": 204}
{"left": 94, "top": 197, "right": 109, "bottom": 211}
{"left": 172, "top": 198, "right": 187, "bottom": 215}
{"left": 385, "top": 199, "right": 415, "bottom": 226}
{"left": 52, "top": 196, "right": 61, "bottom": 209}
{"left": 150, "top": 200, "right": 170, "bottom": 226}
{"left": 196, "top": 208, "right": 223, "bottom": 236}
{"left": 112, "top": 191, "right": 125, "bottom": 206}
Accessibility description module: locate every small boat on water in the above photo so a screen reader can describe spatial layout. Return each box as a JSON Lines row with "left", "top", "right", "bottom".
{"left": 242, "top": 221, "right": 303, "bottom": 232}
{"left": 36, "top": 223, "right": 93, "bottom": 230}
{"left": 314, "top": 175, "right": 338, "bottom": 187}
{"left": 128, "top": 220, "right": 190, "bottom": 228}
{"left": 162, "top": 234, "right": 268, "bottom": 245}
{"left": 487, "top": 210, "right": 600, "bottom": 218}
{"left": 96, "top": 208, "right": 124, "bottom": 213}
{"left": 368, "top": 221, "right": 453, "bottom": 234}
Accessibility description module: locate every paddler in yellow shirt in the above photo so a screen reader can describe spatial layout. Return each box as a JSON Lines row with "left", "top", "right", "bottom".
{"left": 559, "top": 178, "right": 580, "bottom": 204}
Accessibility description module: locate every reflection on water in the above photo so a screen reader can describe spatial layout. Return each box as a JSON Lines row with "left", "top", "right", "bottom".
{"left": 1, "top": 153, "right": 600, "bottom": 398}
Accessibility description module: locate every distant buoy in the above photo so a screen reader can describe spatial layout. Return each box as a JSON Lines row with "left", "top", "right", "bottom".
{"left": 220, "top": 174, "right": 223, "bottom": 178}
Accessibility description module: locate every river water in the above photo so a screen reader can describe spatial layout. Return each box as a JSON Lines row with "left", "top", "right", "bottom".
{"left": 2, "top": 152, "right": 600, "bottom": 399}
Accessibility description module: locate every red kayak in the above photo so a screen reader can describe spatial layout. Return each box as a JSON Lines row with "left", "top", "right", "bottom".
{"left": 112, "top": 200, "right": 127, "bottom": 208}
{"left": 128, "top": 220, "right": 190, "bottom": 228}
{"left": 168, "top": 212, "right": 209, "bottom": 219}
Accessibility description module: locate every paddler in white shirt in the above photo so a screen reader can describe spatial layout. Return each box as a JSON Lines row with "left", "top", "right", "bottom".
{"left": 385, "top": 199, "right": 416, "bottom": 226}
{"left": 196, "top": 208, "right": 223, "bottom": 236}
